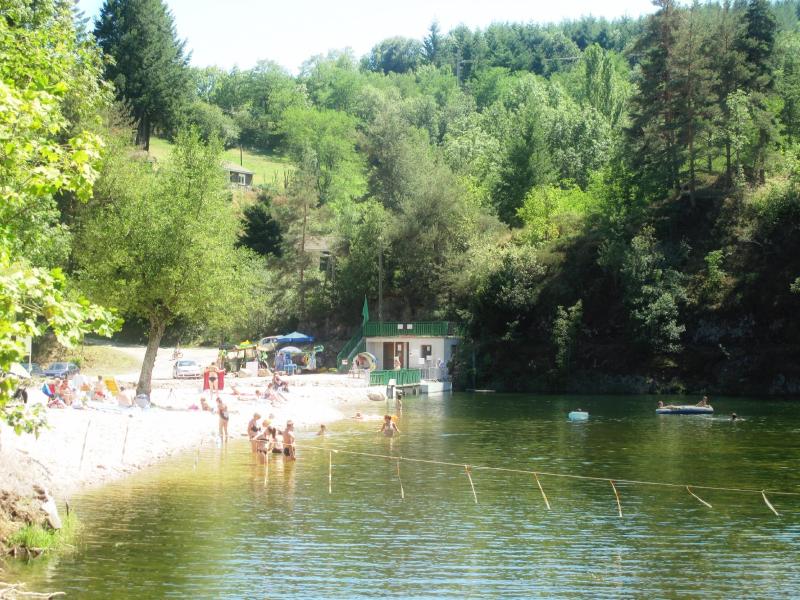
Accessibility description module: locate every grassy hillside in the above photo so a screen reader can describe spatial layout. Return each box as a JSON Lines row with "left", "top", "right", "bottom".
{"left": 148, "top": 138, "right": 292, "bottom": 188}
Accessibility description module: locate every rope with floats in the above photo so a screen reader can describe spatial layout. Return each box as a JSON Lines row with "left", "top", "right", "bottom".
{"left": 291, "top": 442, "right": 796, "bottom": 517}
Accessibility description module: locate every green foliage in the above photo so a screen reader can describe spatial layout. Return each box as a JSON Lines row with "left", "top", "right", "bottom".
{"left": 181, "top": 100, "right": 239, "bottom": 146}
{"left": 95, "top": 0, "right": 191, "bottom": 149}
{"left": 620, "top": 226, "right": 687, "bottom": 354}
{"left": 239, "top": 194, "right": 283, "bottom": 257}
{"left": 364, "top": 37, "right": 424, "bottom": 74}
{"left": 702, "top": 249, "right": 727, "bottom": 303}
{"left": 8, "top": 511, "right": 79, "bottom": 554}
{"left": 517, "top": 183, "right": 594, "bottom": 244}
{"left": 280, "top": 106, "right": 366, "bottom": 206}
{"left": 0, "top": 0, "right": 118, "bottom": 435}
{"left": 552, "top": 300, "right": 583, "bottom": 373}
{"left": 76, "top": 131, "right": 260, "bottom": 392}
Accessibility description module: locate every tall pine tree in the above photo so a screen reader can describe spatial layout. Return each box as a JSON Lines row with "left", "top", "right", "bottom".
{"left": 95, "top": 0, "right": 190, "bottom": 150}
{"left": 627, "top": 0, "right": 682, "bottom": 198}
{"left": 736, "top": 0, "right": 779, "bottom": 182}
{"left": 710, "top": 0, "right": 749, "bottom": 184}
{"left": 671, "top": 1, "right": 717, "bottom": 199}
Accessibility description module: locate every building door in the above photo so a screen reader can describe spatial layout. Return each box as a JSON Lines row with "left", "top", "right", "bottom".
{"left": 383, "top": 342, "right": 408, "bottom": 370}
{"left": 382, "top": 342, "right": 394, "bottom": 371}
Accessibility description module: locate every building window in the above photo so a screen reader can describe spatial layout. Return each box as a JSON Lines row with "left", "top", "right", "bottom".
{"left": 421, "top": 344, "right": 432, "bottom": 358}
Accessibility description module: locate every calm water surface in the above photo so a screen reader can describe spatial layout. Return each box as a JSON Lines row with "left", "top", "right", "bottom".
{"left": 7, "top": 394, "right": 800, "bottom": 598}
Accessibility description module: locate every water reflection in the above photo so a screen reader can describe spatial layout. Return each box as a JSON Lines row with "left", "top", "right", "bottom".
{"left": 6, "top": 394, "right": 800, "bottom": 598}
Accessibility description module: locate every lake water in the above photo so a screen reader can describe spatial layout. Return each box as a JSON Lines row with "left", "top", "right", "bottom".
{"left": 7, "top": 394, "right": 800, "bottom": 598}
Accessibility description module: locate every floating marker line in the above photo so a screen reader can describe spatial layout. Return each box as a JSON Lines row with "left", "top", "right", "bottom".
{"left": 295, "top": 443, "right": 800, "bottom": 499}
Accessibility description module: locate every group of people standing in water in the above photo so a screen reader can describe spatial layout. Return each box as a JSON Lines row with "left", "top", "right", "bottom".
{"left": 243, "top": 412, "right": 401, "bottom": 462}
{"left": 246, "top": 413, "right": 296, "bottom": 460}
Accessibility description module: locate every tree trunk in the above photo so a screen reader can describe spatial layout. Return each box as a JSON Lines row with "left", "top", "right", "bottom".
{"left": 298, "top": 199, "right": 308, "bottom": 320}
{"left": 725, "top": 141, "right": 732, "bottom": 187}
{"left": 136, "top": 116, "right": 151, "bottom": 152}
{"left": 137, "top": 316, "right": 167, "bottom": 396}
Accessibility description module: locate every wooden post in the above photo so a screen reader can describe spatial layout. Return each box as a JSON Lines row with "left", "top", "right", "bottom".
{"left": 78, "top": 420, "right": 92, "bottom": 471}
{"left": 121, "top": 422, "right": 130, "bottom": 464}
{"left": 328, "top": 451, "right": 333, "bottom": 494}
{"left": 610, "top": 480, "right": 622, "bottom": 517}
{"left": 533, "top": 472, "right": 551, "bottom": 510}
{"left": 686, "top": 486, "right": 712, "bottom": 508}
{"left": 396, "top": 459, "right": 405, "bottom": 500}
{"left": 464, "top": 465, "right": 478, "bottom": 504}
{"left": 762, "top": 491, "right": 780, "bottom": 516}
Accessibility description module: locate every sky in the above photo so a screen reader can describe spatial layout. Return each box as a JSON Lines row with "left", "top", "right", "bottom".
{"left": 76, "top": 0, "right": 657, "bottom": 73}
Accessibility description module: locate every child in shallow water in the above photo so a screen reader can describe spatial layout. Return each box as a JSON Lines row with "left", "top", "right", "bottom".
{"left": 379, "top": 414, "right": 400, "bottom": 437}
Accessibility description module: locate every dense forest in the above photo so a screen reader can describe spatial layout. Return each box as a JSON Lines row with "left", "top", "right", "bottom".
{"left": 6, "top": 0, "right": 800, "bottom": 403}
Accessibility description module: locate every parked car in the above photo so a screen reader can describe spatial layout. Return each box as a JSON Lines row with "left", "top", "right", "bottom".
{"left": 43, "top": 362, "right": 79, "bottom": 378}
{"left": 27, "top": 363, "right": 45, "bottom": 377}
{"left": 173, "top": 359, "right": 202, "bottom": 379}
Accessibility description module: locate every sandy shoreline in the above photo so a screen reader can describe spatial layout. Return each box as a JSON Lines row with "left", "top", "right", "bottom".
{"left": 1, "top": 346, "right": 388, "bottom": 500}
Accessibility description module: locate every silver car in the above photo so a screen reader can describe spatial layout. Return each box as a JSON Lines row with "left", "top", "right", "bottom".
{"left": 173, "top": 359, "right": 202, "bottom": 379}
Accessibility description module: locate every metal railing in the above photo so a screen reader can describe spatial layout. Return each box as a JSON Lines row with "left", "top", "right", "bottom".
{"left": 363, "top": 321, "right": 456, "bottom": 337}
{"left": 420, "top": 366, "right": 449, "bottom": 382}
{"left": 336, "top": 327, "right": 364, "bottom": 371}
{"left": 369, "top": 369, "right": 422, "bottom": 386}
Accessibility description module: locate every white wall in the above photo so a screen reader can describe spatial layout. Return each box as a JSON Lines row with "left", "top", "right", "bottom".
{"left": 365, "top": 337, "right": 458, "bottom": 370}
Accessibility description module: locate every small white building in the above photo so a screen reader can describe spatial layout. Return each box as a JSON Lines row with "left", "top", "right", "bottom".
{"left": 364, "top": 324, "right": 459, "bottom": 376}
{"left": 338, "top": 321, "right": 459, "bottom": 391}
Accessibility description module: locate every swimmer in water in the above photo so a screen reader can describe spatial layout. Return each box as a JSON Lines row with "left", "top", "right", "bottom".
{"left": 379, "top": 414, "right": 400, "bottom": 437}
{"left": 247, "top": 413, "right": 262, "bottom": 452}
{"left": 283, "top": 420, "right": 296, "bottom": 460}
{"left": 317, "top": 424, "right": 328, "bottom": 436}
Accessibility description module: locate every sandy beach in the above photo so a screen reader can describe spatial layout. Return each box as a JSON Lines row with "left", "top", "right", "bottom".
{"left": 0, "top": 345, "right": 388, "bottom": 500}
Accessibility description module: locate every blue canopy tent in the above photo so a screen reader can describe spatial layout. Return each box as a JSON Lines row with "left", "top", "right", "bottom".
{"left": 276, "top": 331, "right": 314, "bottom": 344}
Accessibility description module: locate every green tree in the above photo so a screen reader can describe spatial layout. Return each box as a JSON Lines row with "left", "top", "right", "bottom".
{"left": 423, "top": 21, "right": 443, "bottom": 66}
{"left": 710, "top": 0, "right": 749, "bottom": 183}
{"left": 95, "top": 0, "right": 191, "bottom": 150}
{"left": 671, "top": 1, "right": 717, "bottom": 197}
{"left": 1, "top": 0, "right": 118, "bottom": 434}
{"left": 737, "top": 0, "right": 779, "bottom": 182}
{"left": 280, "top": 106, "right": 366, "bottom": 207}
{"left": 182, "top": 100, "right": 239, "bottom": 146}
{"left": 627, "top": 0, "right": 682, "bottom": 197}
{"left": 517, "top": 183, "right": 594, "bottom": 244}
{"left": 364, "top": 37, "right": 424, "bottom": 74}
{"left": 620, "top": 226, "right": 686, "bottom": 354}
{"left": 239, "top": 194, "right": 283, "bottom": 258}
{"left": 576, "top": 44, "right": 629, "bottom": 127}
{"left": 76, "top": 131, "right": 259, "bottom": 395}
{"left": 552, "top": 300, "right": 583, "bottom": 374}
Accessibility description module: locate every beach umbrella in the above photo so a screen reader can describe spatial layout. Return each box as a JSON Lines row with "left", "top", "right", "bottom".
{"left": 9, "top": 362, "right": 31, "bottom": 379}
{"left": 279, "top": 346, "right": 302, "bottom": 354}
{"left": 276, "top": 331, "right": 314, "bottom": 343}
